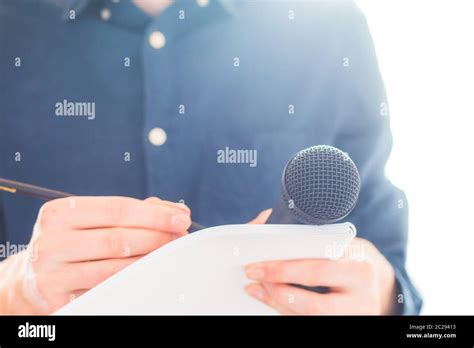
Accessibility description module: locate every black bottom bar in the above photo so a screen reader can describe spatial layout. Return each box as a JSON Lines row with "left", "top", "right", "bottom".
{"left": 0, "top": 315, "right": 472, "bottom": 346}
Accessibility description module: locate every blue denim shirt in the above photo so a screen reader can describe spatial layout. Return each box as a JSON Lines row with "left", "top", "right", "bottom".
{"left": 0, "top": 0, "right": 422, "bottom": 314}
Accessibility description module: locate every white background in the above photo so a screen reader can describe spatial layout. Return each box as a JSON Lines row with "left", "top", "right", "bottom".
{"left": 356, "top": 0, "right": 474, "bottom": 314}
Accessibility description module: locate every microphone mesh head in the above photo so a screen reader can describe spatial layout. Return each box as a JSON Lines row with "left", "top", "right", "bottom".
{"left": 283, "top": 145, "right": 360, "bottom": 223}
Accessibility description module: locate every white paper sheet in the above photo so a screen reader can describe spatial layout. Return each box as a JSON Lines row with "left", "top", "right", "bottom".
{"left": 55, "top": 223, "right": 356, "bottom": 315}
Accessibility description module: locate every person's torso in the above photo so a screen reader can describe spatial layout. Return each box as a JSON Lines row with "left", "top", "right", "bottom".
{"left": 0, "top": 0, "right": 349, "bottom": 245}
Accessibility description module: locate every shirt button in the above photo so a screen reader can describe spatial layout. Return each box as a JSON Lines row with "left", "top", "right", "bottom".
{"left": 100, "top": 8, "right": 111, "bottom": 21}
{"left": 149, "top": 31, "right": 166, "bottom": 50}
{"left": 148, "top": 127, "right": 167, "bottom": 146}
{"left": 196, "top": 0, "right": 210, "bottom": 7}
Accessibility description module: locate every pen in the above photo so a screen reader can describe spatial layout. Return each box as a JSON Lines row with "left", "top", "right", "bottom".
{"left": 0, "top": 177, "right": 205, "bottom": 232}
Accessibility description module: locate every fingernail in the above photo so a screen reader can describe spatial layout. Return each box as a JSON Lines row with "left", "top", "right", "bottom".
{"left": 246, "top": 284, "right": 265, "bottom": 300}
{"left": 171, "top": 214, "right": 190, "bottom": 226}
{"left": 246, "top": 265, "right": 264, "bottom": 280}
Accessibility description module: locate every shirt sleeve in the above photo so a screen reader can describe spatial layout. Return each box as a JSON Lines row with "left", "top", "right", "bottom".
{"left": 328, "top": 2, "right": 423, "bottom": 314}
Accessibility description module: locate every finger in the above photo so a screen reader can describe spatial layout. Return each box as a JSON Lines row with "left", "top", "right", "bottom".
{"left": 246, "top": 259, "right": 366, "bottom": 288}
{"left": 259, "top": 282, "right": 346, "bottom": 315}
{"left": 144, "top": 197, "right": 191, "bottom": 214}
{"left": 247, "top": 209, "right": 272, "bottom": 224}
{"left": 35, "top": 257, "right": 140, "bottom": 312}
{"left": 60, "top": 227, "right": 178, "bottom": 262}
{"left": 38, "top": 196, "right": 191, "bottom": 232}
{"left": 245, "top": 283, "right": 296, "bottom": 315}
{"left": 62, "top": 256, "right": 141, "bottom": 290}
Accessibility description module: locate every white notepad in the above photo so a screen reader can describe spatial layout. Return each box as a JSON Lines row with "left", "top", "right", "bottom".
{"left": 55, "top": 223, "right": 356, "bottom": 315}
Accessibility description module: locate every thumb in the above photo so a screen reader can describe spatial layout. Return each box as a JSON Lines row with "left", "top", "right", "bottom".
{"left": 247, "top": 209, "right": 272, "bottom": 224}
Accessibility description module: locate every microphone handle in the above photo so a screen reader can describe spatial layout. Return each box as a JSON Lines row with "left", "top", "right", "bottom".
{"left": 266, "top": 196, "right": 300, "bottom": 224}
{"left": 293, "top": 284, "right": 331, "bottom": 294}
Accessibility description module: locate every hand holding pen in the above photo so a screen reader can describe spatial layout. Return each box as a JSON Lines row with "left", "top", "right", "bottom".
{"left": 0, "top": 177, "right": 203, "bottom": 314}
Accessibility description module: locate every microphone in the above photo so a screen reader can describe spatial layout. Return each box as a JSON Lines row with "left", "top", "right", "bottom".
{"left": 266, "top": 145, "right": 361, "bottom": 293}
{"left": 266, "top": 145, "right": 360, "bottom": 225}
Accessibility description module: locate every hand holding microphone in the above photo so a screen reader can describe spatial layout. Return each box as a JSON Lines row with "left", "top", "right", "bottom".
{"left": 246, "top": 145, "right": 398, "bottom": 315}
